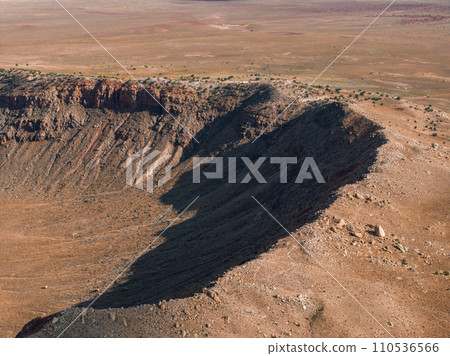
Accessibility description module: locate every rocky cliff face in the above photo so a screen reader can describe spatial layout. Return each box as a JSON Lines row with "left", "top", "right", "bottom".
{"left": 1, "top": 77, "right": 161, "bottom": 111}
{"left": 0, "top": 71, "right": 294, "bottom": 197}
{"left": 0, "top": 71, "right": 264, "bottom": 147}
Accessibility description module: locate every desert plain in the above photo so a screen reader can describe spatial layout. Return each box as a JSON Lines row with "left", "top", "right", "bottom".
{"left": 0, "top": 0, "right": 448, "bottom": 338}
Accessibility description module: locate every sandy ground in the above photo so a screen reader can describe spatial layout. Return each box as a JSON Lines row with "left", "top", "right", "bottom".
{"left": 0, "top": 0, "right": 448, "bottom": 339}
{"left": 1, "top": 89, "right": 448, "bottom": 338}
{"left": 0, "top": 0, "right": 449, "bottom": 108}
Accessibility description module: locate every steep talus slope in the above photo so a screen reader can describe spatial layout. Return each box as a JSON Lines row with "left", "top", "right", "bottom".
{"left": 0, "top": 73, "right": 386, "bottom": 337}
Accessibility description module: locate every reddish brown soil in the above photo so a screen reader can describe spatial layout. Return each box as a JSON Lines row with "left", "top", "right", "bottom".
{"left": 0, "top": 72, "right": 448, "bottom": 338}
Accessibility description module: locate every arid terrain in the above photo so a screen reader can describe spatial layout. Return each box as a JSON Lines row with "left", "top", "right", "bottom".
{"left": 1, "top": 0, "right": 449, "bottom": 108}
{"left": 0, "top": 0, "right": 448, "bottom": 339}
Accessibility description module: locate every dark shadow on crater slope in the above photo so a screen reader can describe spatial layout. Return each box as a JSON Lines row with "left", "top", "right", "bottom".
{"left": 79, "top": 102, "right": 386, "bottom": 309}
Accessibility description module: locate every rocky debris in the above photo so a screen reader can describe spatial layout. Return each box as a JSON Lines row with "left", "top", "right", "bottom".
{"left": 336, "top": 219, "right": 347, "bottom": 229}
{"left": 206, "top": 290, "right": 221, "bottom": 303}
{"left": 158, "top": 300, "right": 167, "bottom": 310}
{"left": 109, "top": 313, "right": 116, "bottom": 322}
{"left": 123, "top": 318, "right": 128, "bottom": 327}
{"left": 272, "top": 293, "right": 310, "bottom": 311}
{"left": 392, "top": 243, "right": 407, "bottom": 253}
{"left": 16, "top": 314, "right": 59, "bottom": 338}
{"left": 375, "top": 225, "right": 386, "bottom": 237}
{"left": 181, "top": 330, "right": 187, "bottom": 337}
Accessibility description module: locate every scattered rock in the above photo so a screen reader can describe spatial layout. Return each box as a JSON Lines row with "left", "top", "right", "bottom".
{"left": 109, "top": 313, "right": 116, "bottom": 322}
{"left": 355, "top": 192, "right": 365, "bottom": 199}
{"left": 206, "top": 290, "right": 221, "bottom": 303}
{"left": 392, "top": 243, "right": 406, "bottom": 253}
{"left": 51, "top": 317, "right": 59, "bottom": 324}
{"left": 375, "top": 225, "right": 385, "bottom": 237}
{"left": 158, "top": 300, "right": 167, "bottom": 310}
{"left": 352, "top": 232, "right": 363, "bottom": 238}
{"left": 337, "top": 219, "right": 346, "bottom": 229}
{"left": 41, "top": 285, "right": 48, "bottom": 290}
{"left": 123, "top": 318, "right": 128, "bottom": 327}
{"left": 181, "top": 330, "right": 187, "bottom": 337}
